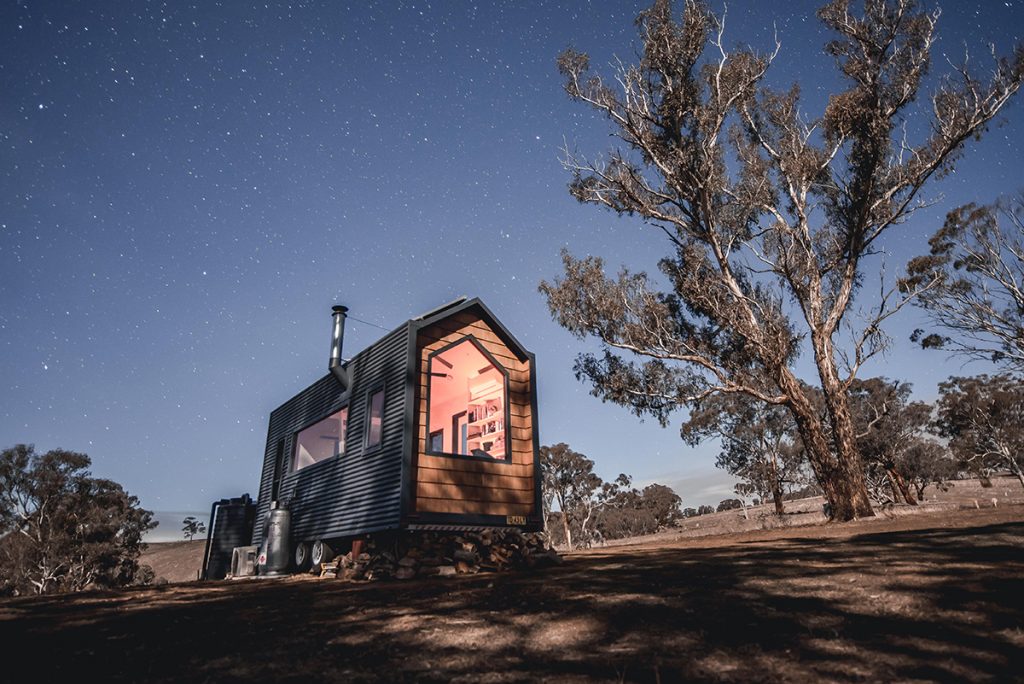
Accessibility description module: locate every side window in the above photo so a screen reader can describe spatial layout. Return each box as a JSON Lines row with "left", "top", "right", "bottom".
{"left": 427, "top": 337, "right": 508, "bottom": 459}
{"left": 293, "top": 407, "right": 348, "bottom": 471}
{"left": 365, "top": 388, "right": 385, "bottom": 450}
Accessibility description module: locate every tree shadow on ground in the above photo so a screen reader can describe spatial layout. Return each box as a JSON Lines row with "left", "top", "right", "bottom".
{"left": 1, "top": 518, "right": 1022, "bottom": 682}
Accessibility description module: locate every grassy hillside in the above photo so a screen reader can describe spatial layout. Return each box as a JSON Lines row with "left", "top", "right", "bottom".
{"left": 140, "top": 539, "right": 206, "bottom": 583}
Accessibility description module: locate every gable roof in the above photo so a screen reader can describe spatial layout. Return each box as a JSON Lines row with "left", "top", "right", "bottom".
{"left": 411, "top": 296, "right": 467, "bottom": 321}
{"left": 412, "top": 297, "right": 531, "bottom": 362}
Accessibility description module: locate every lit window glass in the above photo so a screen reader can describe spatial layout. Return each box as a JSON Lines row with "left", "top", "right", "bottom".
{"left": 428, "top": 338, "right": 507, "bottom": 459}
{"left": 293, "top": 407, "right": 347, "bottom": 471}
{"left": 366, "top": 389, "right": 384, "bottom": 449}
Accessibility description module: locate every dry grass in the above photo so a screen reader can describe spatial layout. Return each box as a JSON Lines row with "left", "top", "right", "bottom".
{"left": 591, "top": 475, "right": 1024, "bottom": 550}
{"left": 3, "top": 501, "right": 1022, "bottom": 682}
{"left": 139, "top": 539, "right": 206, "bottom": 583}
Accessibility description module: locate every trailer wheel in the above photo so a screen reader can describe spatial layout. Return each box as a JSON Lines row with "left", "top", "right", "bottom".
{"left": 293, "top": 542, "right": 312, "bottom": 573}
{"left": 311, "top": 540, "right": 335, "bottom": 567}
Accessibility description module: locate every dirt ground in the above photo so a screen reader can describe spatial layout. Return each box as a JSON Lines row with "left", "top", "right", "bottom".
{"left": 141, "top": 477, "right": 1024, "bottom": 584}
{"left": 2, "top": 504, "right": 1022, "bottom": 683}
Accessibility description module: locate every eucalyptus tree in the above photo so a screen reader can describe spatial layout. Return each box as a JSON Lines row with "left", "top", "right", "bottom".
{"left": 933, "top": 375, "right": 1024, "bottom": 488}
{"left": 0, "top": 445, "right": 156, "bottom": 595}
{"left": 681, "top": 393, "right": 807, "bottom": 515}
{"left": 905, "top": 194, "right": 1024, "bottom": 375}
{"left": 847, "top": 377, "right": 939, "bottom": 505}
{"left": 182, "top": 516, "right": 206, "bottom": 541}
{"left": 541, "top": 0, "right": 1023, "bottom": 520}
{"left": 538, "top": 443, "right": 603, "bottom": 550}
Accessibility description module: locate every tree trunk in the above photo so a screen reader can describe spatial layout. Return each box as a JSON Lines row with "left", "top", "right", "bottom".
{"left": 776, "top": 368, "right": 843, "bottom": 516}
{"left": 579, "top": 506, "right": 594, "bottom": 549}
{"left": 1008, "top": 455, "right": 1024, "bottom": 490}
{"left": 776, "top": 359, "right": 874, "bottom": 521}
{"left": 562, "top": 512, "right": 573, "bottom": 551}
{"left": 887, "top": 471, "right": 901, "bottom": 504}
{"left": 886, "top": 466, "right": 917, "bottom": 505}
{"left": 769, "top": 454, "right": 786, "bottom": 516}
{"left": 809, "top": 335, "right": 875, "bottom": 521}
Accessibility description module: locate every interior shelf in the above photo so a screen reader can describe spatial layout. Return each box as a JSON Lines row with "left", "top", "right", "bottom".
{"left": 468, "top": 428, "right": 504, "bottom": 442}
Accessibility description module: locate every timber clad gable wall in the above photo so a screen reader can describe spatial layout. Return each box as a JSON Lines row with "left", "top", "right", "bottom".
{"left": 413, "top": 311, "right": 535, "bottom": 518}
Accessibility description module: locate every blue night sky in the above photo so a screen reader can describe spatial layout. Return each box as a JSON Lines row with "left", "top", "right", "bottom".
{"left": 2, "top": 1, "right": 1022, "bottom": 539}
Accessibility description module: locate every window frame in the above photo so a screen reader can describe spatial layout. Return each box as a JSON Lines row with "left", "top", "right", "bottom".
{"left": 428, "top": 429, "right": 444, "bottom": 452}
{"left": 362, "top": 383, "right": 386, "bottom": 454}
{"left": 291, "top": 404, "right": 349, "bottom": 474}
{"left": 424, "top": 335, "right": 512, "bottom": 463}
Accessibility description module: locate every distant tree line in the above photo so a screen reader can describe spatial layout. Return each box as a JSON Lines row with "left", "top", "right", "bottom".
{"left": 687, "top": 372, "right": 1023, "bottom": 514}
{"left": 539, "top": 443, "right": 683, "bottom": 550}
{"left": 681, "top": 484, "right": 824, "bottom": 520}
{"left": 539, "top": 365, "right": 1022, "bottom": 544}
{"left": 0, "top": 445, "right": 157, "bottom": 596}
{"left": 570, "top": 368, "right": 1023, "bottom": 527}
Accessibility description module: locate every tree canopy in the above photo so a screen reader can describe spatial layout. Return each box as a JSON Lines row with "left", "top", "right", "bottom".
{"left": 539, "top": 443, "right": 682, "bottom": 548}
{"left": 182, "top": 516, "right": 207, "bottom": 541}
{"left": 681, "top": 392, "right": 809, "bottom": 514}
{"left": 933, "top": 375, "right": 1024, "bottom": 488}
{"left": 0, "top": 444, "right": 156, "bottom": 595}
{"left": 847, "top": 377, "right": 948, "bottom": 504}
{"left": 905, "top": 193, "right": 1024, "bottom": 375}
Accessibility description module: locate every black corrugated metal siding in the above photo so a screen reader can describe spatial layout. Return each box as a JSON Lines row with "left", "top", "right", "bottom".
{"left": 252, "top": 324, "right": 409, "bottom": 546}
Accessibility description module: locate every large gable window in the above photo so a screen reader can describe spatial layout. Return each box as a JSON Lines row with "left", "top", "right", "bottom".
{"left": 427, "top": 337, "right": 509, "bottom": 460}
{"left": 293, "top": 407, "right": 348, "bottom": 471}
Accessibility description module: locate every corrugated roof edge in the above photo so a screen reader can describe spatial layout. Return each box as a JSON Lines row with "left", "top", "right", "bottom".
{"left": 412, "top": 296, "right": 468, "bottom": 321}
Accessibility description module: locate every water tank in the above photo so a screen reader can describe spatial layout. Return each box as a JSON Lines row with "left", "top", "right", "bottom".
{"left": 258, "top": 503, "right": 291, "bottom": 577}
{"left": 201, "top": 494, "right": 256, "bottom": 580}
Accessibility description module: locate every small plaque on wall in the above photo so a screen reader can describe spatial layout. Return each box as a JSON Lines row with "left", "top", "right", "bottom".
{"left": 506, "top": 515, "right": 526, "bottom": 525}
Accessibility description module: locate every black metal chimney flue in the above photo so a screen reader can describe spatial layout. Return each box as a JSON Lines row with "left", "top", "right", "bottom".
{"left": 329, "top": 305, "right": 349, "bottom": 389}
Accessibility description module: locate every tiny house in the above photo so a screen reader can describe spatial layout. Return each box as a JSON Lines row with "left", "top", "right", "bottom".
{"left": 249, "top": 297, "right": 541, "bottom": 568}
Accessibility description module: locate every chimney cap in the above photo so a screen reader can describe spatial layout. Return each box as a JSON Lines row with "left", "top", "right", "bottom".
{"left": 332, "top": 305, "right": 349, "bottom": 315}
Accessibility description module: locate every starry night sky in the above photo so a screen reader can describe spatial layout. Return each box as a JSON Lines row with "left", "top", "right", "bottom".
{"left": 2, "top": 1, "right": 1022, "bottom": 539}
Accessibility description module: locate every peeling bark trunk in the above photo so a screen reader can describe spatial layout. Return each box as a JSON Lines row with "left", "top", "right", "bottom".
{"left": 776, "top": 368, "right": 843, "bottom": 517}
{"left": 810, "top": 335, "right": 875, "bottom": 521}
{"left": 777, "top": 356, "right": 874, "bottom": 522}
{"left": 887, "top": 466, "right": 917, "bottom": 505}
{"left": 579, "top": 505, "right": 595, "bottom": 548}
{"left": 769, "top": 455, "right": 786, "bottom": 516}
{"left": 1008, "top": 456, "right": 1024, "bottom": 490}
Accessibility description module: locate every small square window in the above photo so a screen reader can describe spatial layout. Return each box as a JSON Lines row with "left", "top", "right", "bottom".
{"left": 428, "top": 429, "right": 444, "bottom": 452}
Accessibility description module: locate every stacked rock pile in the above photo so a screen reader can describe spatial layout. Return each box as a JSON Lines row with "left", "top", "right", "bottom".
{"left": 318, "top": 528, "right": 560, "bottom": 581}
